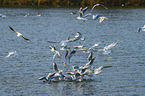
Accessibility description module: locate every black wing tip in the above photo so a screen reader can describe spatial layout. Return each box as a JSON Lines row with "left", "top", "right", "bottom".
{"left": 8, "top": 26, "right": 15, "bottom": 31}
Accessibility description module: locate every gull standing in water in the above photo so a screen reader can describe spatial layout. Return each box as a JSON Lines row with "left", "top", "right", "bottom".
{"left": 137, "top": 25, "right": 145, "bottom": 32}
{"left": 49, "top": 45, "right": 61, "bottom": 61}
{"left": 8, "top": 26, "right": 30, "bottom": 42}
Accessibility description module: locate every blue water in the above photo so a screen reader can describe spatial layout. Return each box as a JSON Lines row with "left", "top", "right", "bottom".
{"left": 0, "top": 8, "right": 145, "bottom": 96}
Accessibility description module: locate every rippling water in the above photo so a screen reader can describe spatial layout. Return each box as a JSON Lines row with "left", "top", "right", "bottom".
{"left": 0, "top": 8, "right": 145, "bottom": 96}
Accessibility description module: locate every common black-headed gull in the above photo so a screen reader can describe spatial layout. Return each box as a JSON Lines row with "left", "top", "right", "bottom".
{"left": 8, "top": 26, "right": 30, "bottom": 42}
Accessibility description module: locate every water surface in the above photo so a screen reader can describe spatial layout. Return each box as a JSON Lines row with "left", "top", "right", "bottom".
{"left": 0, "top": 8, "right": 145, "bottom": 96}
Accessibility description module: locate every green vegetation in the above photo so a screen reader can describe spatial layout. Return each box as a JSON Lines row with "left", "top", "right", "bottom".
{"left": 0, "top": 0, "right": 145, "bottom": 8}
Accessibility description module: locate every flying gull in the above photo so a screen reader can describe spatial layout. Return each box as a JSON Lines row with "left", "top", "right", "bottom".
{"left": 77, "top": 7, "right": 88, "bottom": 22}
{"left": 137, "top": 25, "right": 145, "bottom": 32}
{"left": 64, "top": 50, "right": 76, "bottom": 66}
{"left": 91, "top": 4, "right": 108, "bottom": 12}
{"left": 2, "top": 51, "right": 17, "bottom": 60}
{"left": 92, "top": 14, "right": 108, "bottom": 23}
{"left": 8, "top": 26, "right": 30, "bottom": 42}
{"left": 49, "top": 45, "right": 61, "bottom": 61}
{"left": 97, "top": 40, "right": 119, "bottom": 54}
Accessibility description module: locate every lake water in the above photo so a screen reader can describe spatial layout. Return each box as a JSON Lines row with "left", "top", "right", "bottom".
{"left": 0, "top": 8, "right": 145, "bottom": 96}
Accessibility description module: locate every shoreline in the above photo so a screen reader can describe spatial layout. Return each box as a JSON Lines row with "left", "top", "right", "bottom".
{"left": 0, "top": 5, "right": 145, "bottom": 9}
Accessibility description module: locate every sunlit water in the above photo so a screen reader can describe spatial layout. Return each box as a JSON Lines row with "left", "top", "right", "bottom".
{"left": 0, "top": 8, "right": 145, "bottom": 96}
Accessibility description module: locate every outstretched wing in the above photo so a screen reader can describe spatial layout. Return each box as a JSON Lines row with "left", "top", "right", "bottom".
{"left": 91, "top": 4, "right": 108, "bottom": 12}
{"left": 47, "top": 40, "right": 60, "bottom": 43}
{"left": 53, "top": 62, "right": 59, "bottom": 73}
{"left": 21, "top": 35, "right": 30, "bottom": 42}
{"left": 137, "top": 27, "right": 141, "bottom": 33}
{"left": 8, "top": 26, "right": 16, "bottom": 32}
{"left": 8, "top": 26, "right": 20, "bottom": 35}
{"left": 104, "top": 40, "right": 118, "bottom": 50}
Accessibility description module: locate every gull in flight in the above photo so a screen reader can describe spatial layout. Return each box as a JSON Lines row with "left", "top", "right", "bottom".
{"left": 73, "top": 45, "right": 88, "bottom": 52}
{"left": 92, "top": 14, "right": 108, "bottom": 23}
{"left": 74, "top": 41, "right": 104, "bottom": 53}
{"left": 137, "top": 25, "right": 145, "bottom": 32}
{"left": 53, "top": 62, "right": 66, "bottom": 80}
{"left": 24, "top": 13, "right": 29, "bottom": 17}
{"left": 39, "top": 72, "right": 56, "bottom": 83}
{"left": 89, "top": 41, "right": 104, "bottom": 51}
{"left": 81, "top": 57, "right": 96, "bottom": 69}
{"left": 47, "top": 32, "right": 85, "bottom": 45}
{"left": 77, "top": 7, "right": 88, "bottom": 22}
{"left": 2, "top": 51, "right": 18, "bottom": 60}
{"left": 67, "top": 32, "right": 85, "bottom": 42}
{"left": 87, "top": 51, "right": 93, "bottom": 61}
{"left": 47, "top": 34, "right": 70, "bottom": 50}
{"left": 94, "top": 65, "right": 112, "bottom": 75}
{"left": 39, "top": 62, "right": 66, "bottom": 83}
{"left": 97, "top": 40, "right": 119, "bottom": 55}
{"left": 70, "top": 11, "right": 77, "bottom": 15}
{"left": 8, "top": 26, "right": 30, "bottom": 42}
{"left": 64, "top": 50, "right": 76, "bottom": 66}
{"left": 49, "top": 45, "right": 61, "bottom": 61}
{"left": 91, "top": 4, "right": 108, "bottom": 12}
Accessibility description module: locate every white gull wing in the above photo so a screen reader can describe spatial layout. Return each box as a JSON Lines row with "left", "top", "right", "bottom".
{"left": 89, "top": 41, "right": 104, "bottom": 50}
{"left": 49, "top": 45, "right": 61, "bottom": 61}
{"left": 137, "top": 25, "right": 145, "bottom": 32}
{"left": 94, "top": 65, "right": 112, "bottom": 75}
{"left": 83, "top": 57, "right": 96, "bottom": 69}
{"left": 92, "top": 14, "right": 103, "bottom": 20}
{"left": 2, "top": 51, "right": 18, "bottom": 60}
{"left": 77, "top": 7, "right": 88, "bottom": 22}
{"left": 103, "top": 40, "right": 119, "bottom": 51}
{"left": 67, "top": 32, "right": 85, "bottom": 42}
{"left": 91, "top": 3, "right": 108, "bottom": 12}
{"left": 82, "top": 7, "right": 88, "bottom": 15}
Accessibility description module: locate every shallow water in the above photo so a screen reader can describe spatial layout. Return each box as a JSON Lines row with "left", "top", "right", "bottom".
{"left": 0, "top": 8, "right": 145, "bottom": 96}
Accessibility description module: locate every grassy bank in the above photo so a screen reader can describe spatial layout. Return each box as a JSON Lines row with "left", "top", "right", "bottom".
{"left": 0, "top": 5, "right": 145, "bottom": 9}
